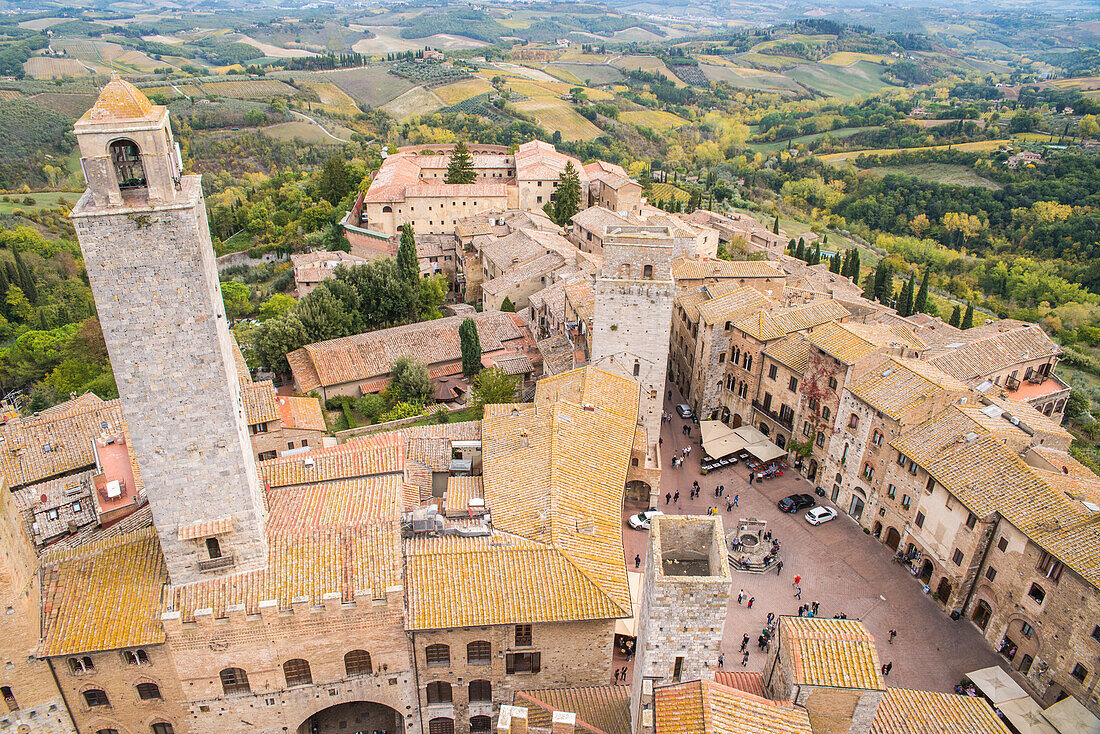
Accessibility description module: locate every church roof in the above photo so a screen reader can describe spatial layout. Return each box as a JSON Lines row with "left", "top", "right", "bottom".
{"left": 83, "top": 77, "right": 155, "bottom": 122}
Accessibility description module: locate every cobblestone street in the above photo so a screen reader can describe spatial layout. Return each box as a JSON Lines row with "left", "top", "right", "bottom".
{"left": 617, "top": 388, "right": 1011, "bottom": 696}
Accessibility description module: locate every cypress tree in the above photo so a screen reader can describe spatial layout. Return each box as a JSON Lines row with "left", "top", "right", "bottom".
{"left": 961, "top": 302, "right": 975, "bottom": 329}
{"left": 915, "top": 270, "right": 930, "bottom": 314}
{"left": 811, "top": 244, "right": 821, "bottom": 266}
{"left": 900, "top": 273, "right": 915, "bottom": 316}
{"left": 795, "top": 241, "right": 805, "bottom": 261}
{"left": 444, "top": 141, "right": 476, "bottom": 184}
{"left": 459, "top": 317, "right": 481, "bottom": 377}
{"left": 850, "top": 250, "right": 860, "bottom": 280}
{"left": 13, "top": 250, "right": 35, "bottom": 304}
{"left": 772, "top": 215, "right": 780, "bottom": 234}
{"left": 949, "top": 304, "right": 962, "bottom": 327}
{"left": 788, "top": 238, "right": 796, "bottom": 254}
{"left": 840, "top": 249, "right": 850, "bottom": 277}
{"left": 550, "top": 161, "right": 582, "bottom": 227}
{"left": 397, "top": 223, "right": 419, "bottom": 284}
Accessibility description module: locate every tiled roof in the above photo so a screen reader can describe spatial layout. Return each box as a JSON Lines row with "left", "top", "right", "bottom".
{"left": 266, "top": 476, "right": 401, "bottom": 532}
{"left": 404, "top": 534, "right": 625, "bottom": 629}
{"left": 492, "top": 352, "right": 534, "bottom": 375}
{"left": 178, "top": 516, "right": 234, "bottom": 541}
{"left": 277, "top": 395, "right": 327, "bottom": 432}
{"left": 232, "top": 337, "right": 251, "bottom": 383}
{"left": 872, "top": 688, "right": 1010, "bottom": 734}
{"left": 571, "top": 206, "right": 634, "bottom": 233}
{"left": 261, "top": 432, "right": 403, "bottom": 488}
{"left": 763, "top": 334, "right": 811, "bottom": 374}
{"left": 806, "top": 321, "right": 878, "bottom": 364}
{"left": 713, "top": 671, "right": 768, "bottom": 699}
{"left": 654, "top": 680, "right": 813, "bottom": 734}
{"left": 781, "top": 616, "right": 885, "bottom": 690}
{"left": 444, "top": 475, "right": 483, "bottom": 516}
{"left": 241, "top": 381, "right": 280, "bottom": 425}
{"left": 288, "top": 311, "right": 527, "bottom": 391}
{"left": 82, "top": 78, "right": 154, "bottom": 122}
{"left": 849, "top": 358, "right": 968, "bottom": 420}
{"left": 40, "top": 527, "right": 167, "bottom": 656}
{"left": 480, "top": 229, "right": 552, "bottom": 272}
{"left": 733, "top": 300, "right": 848, "bottom": 342}
{"left": 480, "top": 252, "right": 566, "bottom": 295}
{"left": 538, "top": 334, "right": 577, "bottom": 375}
{"left": 979, "top": 393, "right": 1072, "bottom": 443}
{"left": 696, "top": 286, "right": 771, "bottom": 326}
{"left": 926, "top": 323, "right": 1059, "bottom": 382}
{"left": 0, "top": 395, "right": 125, "bottom": 488}
{"left": 515, "top": 685, "right": 630, "bottom": 734}
{"left": 672, "top": 258, "right": 784, "bottom": 282}
{"left": 515, "top": 140, "right": 587, "bottom": 181}
{"left": 675, "top": 289, "right": 711, "bottom": 322}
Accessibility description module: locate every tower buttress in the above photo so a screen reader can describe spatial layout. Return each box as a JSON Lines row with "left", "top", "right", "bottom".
{"left": 70, "top": 79, "right": 266, "bottom": 585}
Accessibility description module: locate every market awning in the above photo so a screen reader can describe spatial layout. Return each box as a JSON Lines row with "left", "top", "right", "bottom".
{"left": 700, "top": 422, "right": 788, "bottom": 462}
{"left": 745, "top": 441, "right": 786, "bottom": 462}
{"left": 614, "top": 571, "right": 644, "bottom": 637}
{"left": 1040, "top": 696, "right": 1100, "bottom": 734}
{"left": 997, "top": 698, "right": 1059, "bottom": 734}
{"left": 965, "top": 666, "right": 1030, "bottom": 705}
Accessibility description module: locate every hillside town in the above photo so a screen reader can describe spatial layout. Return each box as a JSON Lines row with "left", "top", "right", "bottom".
{"left": 1, "top": 77, "right": 1099, "bottom": 734}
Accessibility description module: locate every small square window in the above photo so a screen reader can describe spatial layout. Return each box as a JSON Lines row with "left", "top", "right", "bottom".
{"left": 1027, "top": 583, "right": 1045, "bottom": 605}
{"left": 997, "top": 537, "right": 1008, "bottom": 552}
{"left": 46, "top": 508, "right": 59, "bottom": 522}
{"left": 965, "top": 512, "right": 977, "bottom": 529}
{"left": 986, "top": 567, "right": 997, "bottom": 582}
{"left": 915, "top": 511, "right": 925, "bottom": 528}
{"left": 1071, "top": 663, "right": 1088, "bottom": 683}
{"left": 952, "top": 549, "right": 964, "bottom": 566}
{"left": 769, "top": 365, "right": 778, "bottom": 380}
{"left": 902, "top": 495, "right": 911, "bottom": 510}
{"left": 788, "top": 376, "right": 798, "bottom": 392}
{"left": 828, "top": 377, "right": 837, "bottom": 390}
{"left": 1020, "top": 622, "right": 1034, "bottom": 639}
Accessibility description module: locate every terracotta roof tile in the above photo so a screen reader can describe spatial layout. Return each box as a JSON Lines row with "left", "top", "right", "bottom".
{"left": 261, "top": 432, "right": 403, "bottom": 488}
{"left": 655, "top": 680, "right": 813, "bottom": 734}
{"left": 781, "top": 616, "right": 884, "bottom": 690}
{"left": 514, "top": 685, "right": 630, "bottom": 734}
{"left": 763, "top": 334, "right": 811, "bottom": 374}
{"left": 849, "top": 358, "right": 969, "bottom": 420}
{"left": 82, "top": 78, "right": 154, "bottom": 122}
{"left": 241, "top": 381, "right": 280, "bottom": 425}
{"left": 277, "top": 395, "right": 326, "bottom": 432}
{"left": 927, "top": 323, "right": 1059, "bottom": 382}
{"left": 872, "top": 688, "right": 1010, "bottom": 734}
{"left": 673, "top": 258, "right": 784, "bottom": 282}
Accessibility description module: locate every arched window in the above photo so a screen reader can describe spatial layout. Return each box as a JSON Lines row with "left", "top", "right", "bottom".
{"left": 471, "top": 715, "right": 492, "bottom": 733}
{"left": 69, "top": 656, "right": 95, "bottom": 673}
{"left": 776, "top": 434, "right": 786, "bottom": 449}
{"left": 382, "top": 205, "right": 393, "bottom": 213}
{"left": 822, "top": 406, "right": 831, "bottom": 422}
{"left": 110, "top": 139, "right": 147, "bottom": 190}
{"left": 643, "top": 264, "right": 653, "bottom": 279}
{"left": 83, "top": 689, "right": 109, "bottom": 707}
{"left": 633, "top": 359, "right": 640, "bottom": 377}
{"left": 152, "top": 724, "right": 175, "bottom": 734}
{"left": 283, "top": 659, "right": 312, "bottom": 687}
{"left": 425, "top": 643, "right": 450, "bottom": 666}
{"left": 467, "top": 641, "right": 491, "bottom": 665}
{"left": 124, "top": 649, "right": 149, "bottom": 665}
{"left": 849, "top": 413, "right": 859, "bottom": 429}
{"left": 429, "top": 719, "right": 455, "bottom": 734}
{"left": 426, "top": 681, "right": 453, "bottom": 704}
{"left": 205, "top": 537, "right": 221, "bottom": 559}
{"left": 219, "top": 667, "right": 250, "bottom": 695}
{"left": 872, "top": 430, "right": 883, "bottom": 447}
{"left": 136, "top": 682, "right": 162, "bottom": 700}
{"left": 345, "top": 650, "right": 372, "bottom": 677}
{"left": 469, "top": 679, "right": 492, "bottom": 702}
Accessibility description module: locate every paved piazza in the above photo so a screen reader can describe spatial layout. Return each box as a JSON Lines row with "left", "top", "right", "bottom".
{"left": 616, "top": 389, "right": 1011, "bottom": 694}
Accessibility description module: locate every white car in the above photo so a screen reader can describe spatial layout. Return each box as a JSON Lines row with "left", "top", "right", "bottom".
{"left": 805, "top": 506, "right": 838, "bottom": 526}
{"left": 628, "top": 510, "right": 664, "bottom": 530}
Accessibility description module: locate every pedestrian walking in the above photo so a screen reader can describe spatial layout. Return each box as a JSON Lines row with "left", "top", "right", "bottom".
{"left": 793, "top": 575, "right": 801, "bottom": 587}
{"left": 634, "top": 554, "right": 641, "bottom": 569}
{"left": 812, "top": 601, "right": 820, "bottom": 616}
{"left": 665, "top": 492, "right": 671, "bottom": 505}
{"left": 888, "top": 629, "right": 897, "bottom": 644}
{"left": 733, "top": 494, "right": 739, "bottom": 507}
{"left": 794, "top": 586, "right": 802, "bottom": 600}
{"left": 882, "top": 663, "right": 892, "bottom": 676}
{"left": 737, "top": 589, "right": 745, "bottom": 605}
{"left": 673, "top": 490, "right": 680, "bottom": 503}
{"left": 717, "top": 654, "right": 724, "bottom": 670}
{"left": 726, "top": 499, "right": 733, "bottom": 512}
{"left": 747, "top": 597, "right": 755, "bottom": 609}
{"left": 740, "top": 634, "right": 749, "bottom": 652}
{"left": 658, "top": 436, "right": 663, "bottom": 447}
{"left": 741, "top": 651, "right": 749, "bottom": 666}
{"left": 767, "top": 612, "right": 774, "bottom": 625}
{"left": 614, "top": 668, "right": 621, "bottom": 682}
{"left": 776, "top": 560, "right": 783, "bottom": 575}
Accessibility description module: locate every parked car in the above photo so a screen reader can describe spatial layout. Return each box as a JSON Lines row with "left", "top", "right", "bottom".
{"left": 777, "top": 494, "right": 816, "bottom": 513}
{"left": 804, "top": 506, "right": 838, "bottom": 525}
{"left": 628, "top": 509, "right": 664, "bottom": 530}
{"left": 676, "top": 403, "right": 694, "bottom": 419}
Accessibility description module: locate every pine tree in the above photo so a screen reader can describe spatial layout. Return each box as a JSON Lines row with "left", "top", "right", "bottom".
{"left": 811, "top": 244, "right": 821, "bottom": 266}
{"left": 795, "top": 241, "right": 805, "bottom": 261}
{"left": 914, "top": 270, "right": 929, "bottom": 314}
{"left": 551, "top": 161, "right": 582, "bottom": 227}
{"left": 444, "top": 141, "right": 476, "bottom": 184}
{"left": 961, "top": 302, "right": 975, "bottom": 329}
{"left": 397, "top": 223, "right": 419, "bottom": 283}
{"left": 900, "top": 273, "right": 915, "bottom": 316}
{"left": 830, "top": 253, "right": 841, "bottom": 274}
{"left": 459, "top": 317, "right": 481, "bottom": 377}
{"left": 948, "top": 304, "right": 962, "bottom": 327}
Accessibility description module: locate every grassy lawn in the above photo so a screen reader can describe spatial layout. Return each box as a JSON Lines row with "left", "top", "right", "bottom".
{"left": 403, "top": 405, "right": 481, "bottom": 428}
{"left": 819, "top": 139, "right": 1010, "bottom": 166}
{"left": 785, "top": 60, "right": 889, "bottom": 99}
{"left": 0, "top": 191, "right": 77, "bottom": 215}
{"left": 868, "top": 162, "right": 1001, "bottom": 190}
{"left": 747, "top": 125, "right": 881, "bottom": 154}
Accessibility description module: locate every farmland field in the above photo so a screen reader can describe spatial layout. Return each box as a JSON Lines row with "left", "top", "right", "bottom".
{"left": 235, "top": 35, "right": 317, "bottom": 58}
{"left": 301, "top": 82, "right": 361, "bottom": 115}
{"left": 736, "top": 52, "right": 805, "bottom": 70}
{"left": 0, "top": 90, "right": 20, "bottom": 101}
{"left": 699, "top": 63, "right": 803, "bottom": 93}
{"left": 649, "top": 182, "right": 689, "bottom": 203}
{"left": 202, "top": 80, "right": 300, "bottom": 99}
{"left": 434, "top": 78, "right": 495, "bottom": 105}
{"left": 747, "top": 125, "right": 881, "bottom": 153}
{"left": 381, "top": 86, "right": 445, "bottom": 120}
{"left": 28, "top": 92, "right": 97, "bottom": 117}
{"left": 621, "top": 109, "right": 687, "bottom": 130}
{"left": 820, "top": 139, "right": 1010, "bottom": 165}
{"left": 786, "top": 61, "right": 890, "bottom": 98}
{"left": 822, "top": 51, "right": 889, "bottom": 66}
{"left": 353, "top": 26, "right": 488, "bottom": 54}
{"left": 612, "top": 56, "right": 687, "bottom": 87}
{"left": 310, "top": 67, "right": 415, "bottom": 108}
{"left": 258, "top": 121, "right": 341, "bottom": 144}
{"left": 513, "top": 96, "right": 602, "bottom": 140}
{"left": 24, "top": 57, "right": 90, "bottom": 79}
{"left": 868, "top": 163, "right": 1002, "bottom": 190}
{"left": 0, "top": 191, "right": 76, "bottom": 215}
{"left": 548, "top": 62, "right": 624, "bottom": 85}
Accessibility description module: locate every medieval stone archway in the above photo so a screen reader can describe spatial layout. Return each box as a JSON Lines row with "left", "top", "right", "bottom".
{"left": 298, "top": 700, "right": 403, "bottom": 734}
{"left": 625, "top": 480, "right": 652, "bottom": 503}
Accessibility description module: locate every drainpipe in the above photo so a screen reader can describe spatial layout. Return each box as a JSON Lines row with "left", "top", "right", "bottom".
{"left": 959, "top": 515, "right": 999, "bottom": 621}
{"left": 46, "top": 657, "right": 80, "bottom": 734}
{"left": 409, "top": 631, "right": 425, "bottom": 734}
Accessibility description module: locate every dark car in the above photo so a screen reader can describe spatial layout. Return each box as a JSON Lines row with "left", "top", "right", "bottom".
{"left": 778, "top": 494, "right": 816, "bottom": 513}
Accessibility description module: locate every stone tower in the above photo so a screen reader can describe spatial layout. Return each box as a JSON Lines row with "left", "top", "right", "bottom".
{"left": 591, "top": 225, "right": 674, "bottom": 505}
{"left": 629, "top": 515, "right": 732, "bottom": 734}
{"left": 70, "top": 79, "right": 266, "bottom": 585}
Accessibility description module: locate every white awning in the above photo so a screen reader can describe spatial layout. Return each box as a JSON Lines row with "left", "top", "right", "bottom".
{"left": 965, "top": 666, "right": 1030, "bottom": 705}
{"left": 700, "top": 420, "right": 747, "bottom": 459}
{"left": 998, "top": 698, "right": 1059, "bottom": 734}
{"left": 1040, "top": 696, "right": 1100, "bottom": 734}
{"left": 746, "top": 441, "right": 786, "bottom": 462}
{"left": 614, "top": 571, "right": 644, "bottom": 637}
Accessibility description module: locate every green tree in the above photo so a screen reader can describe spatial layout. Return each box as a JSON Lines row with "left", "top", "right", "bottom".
{"left": 830, "top": 253, "right": 841, "bottom": 274}
{"left": 548, "top": 161, "right": 582, "bottom": 227}
{"left": 961, "top": 302, "right": 975, "bottom": 329}
{"left": 899, "top": 273, "right": 915, "bottom": 317}
{"left": 459, "top": 317, "right": 481, "bottom": 377}
{"left": 915, "top": 270, "right": 930, "bottom": 314}
{"left": 317, "top": 155, "right": 352, "bottom": 205}
{"left": 500, "top": 295, "right": 515, "bottom": 312}
{"left": 258, "top": 293, "right": 296, "bottom": 321}
{"left": 471, "top": 366, "right": 519, "bottom": 412}
{"left": 397, "top": 223, "right": 419, "bottom": 284}
{"left": 772, "top": 215, "right": 779, "bottom": 234}
{"left": 322, "top": 220, "right": 351, "bottom": 252}
{"left": 444, "top": 141, "right": 476, "bottom": 184}
{"left": 948, "top": 304, "right": 962, "bottom": 328}
{"left": 418, "top": 274, "right": 446, "bottom": 319}
{"left": 389, "top": 356, "right": 432, "bottom": 405}
{"left": 252, "top": 312, "right": 309, "bottom": 373}
{"left": 5, "top": 285, "right": 32, "bottom": 323}
{"left": 220, "top": 281, "right": 252, "bottom": 320}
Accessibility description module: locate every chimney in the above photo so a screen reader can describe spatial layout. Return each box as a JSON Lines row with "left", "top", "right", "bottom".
{"left": 497, "top": 705, "right": 528, "bottom": 734}
{"left": 552, "top": 711, "right": 577, "bottom": 734}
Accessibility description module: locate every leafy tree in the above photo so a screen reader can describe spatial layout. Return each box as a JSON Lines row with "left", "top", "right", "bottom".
{"left": 547, "top": 161, "right": 582, "bottom": 227}
{"left": 914, "top": 270, "right": 930, "bottom": 313}
{"left": 418, "top": 274, "right": 446, "bottom": 319}
{"left": 389, "top": 356, "right": 432, "bottom": 405}
{"left": 500, "top": 295, "right": 515, "bottom": 312}
{"left": 253, "top": 312, "right": 309, "bottom": 373}
{"left": 5, "top": 285, "right": 32, "bottom": 323}
{"left": 259, "top": 293, "right": 295, "bottom": 321}
{"left": 470, "top": 366, "right": 519, "bottom": 412}
{"left": 459, "top": 317, "right": 481, "bottom": 377}
{"left": 948, "top": 304, "right": 962, "bottom": 328}
{"left": 397, "top": 223, "right": 419, "bottom": 284}
{"left": 961, "top": 301, "right": 975, "bottom": 329}
{"left": 444, "top": 141, "right": 476, "bottom": 184}
{"left": 322, "top": 221, "right": 351, "bottom": 252}
{"left": 220, "top": 281, "right": 252, "bottom": 320}
{"left": 830, "top": 253, "right": 841, "bottom": 274}
{"left": 317, "top": 155, "right": 352, "bottom": 205}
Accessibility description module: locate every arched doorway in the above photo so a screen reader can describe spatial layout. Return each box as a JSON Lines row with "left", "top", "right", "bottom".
{"left": 935, "top": 577, "right": 952, "bottom": 604}
{"left": 758, "top": 422, "right": 769, "bottom": 437}
{"left": 807, "top": 459, "right": 818, "bottom": 482}
{"left": 299, "top": 701, "right": 403, "bottom": 734}
{"left": 721, "top": 406, "right": 731, "bottom": 424}
{"left": 919, "top": 560, "right": 934, "bottom": 584}
{"left": 872, "top": 521, "right": 882, "bottom": 538}
{"left": 884, "top": 527, "right": 901, "bottom": 551}
{"left": 625, "top": 480, "right": 651, "bottom": 503}
{"left": 731, "top": 414, "right": 742, "bottom": 428}
{"left": 849, "top": 489, "right": 865, "bottom": 521}
{"left": 972, "top": 600, "right": 992, "bottom": 630}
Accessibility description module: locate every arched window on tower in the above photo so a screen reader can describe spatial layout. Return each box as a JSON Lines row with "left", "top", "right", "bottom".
{"left": 643, "top": 264, "right": 653, "bottom": 279}
{"left": 110, "top": 139, "right": 147, "bottom": 190}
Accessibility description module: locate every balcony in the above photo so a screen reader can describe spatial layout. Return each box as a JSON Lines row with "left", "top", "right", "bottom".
{"left": 198, "top": 554, "right": 235, "bottom": 572}
{"left": 751, "top": 400, "right": 793, "bottom": 430}
{"left": 1005, "top": 374, "right": 1021, "bottom": 391}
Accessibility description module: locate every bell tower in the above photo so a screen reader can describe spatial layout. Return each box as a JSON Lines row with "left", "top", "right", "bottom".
{"left": 70, "top": 78, "right": 267, "bottom": 585}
